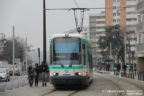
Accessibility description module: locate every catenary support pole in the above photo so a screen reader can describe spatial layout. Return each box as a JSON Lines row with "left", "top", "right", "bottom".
{"left": 43, "top": 0, "right": 47, "bottom": 64}
{"left": 12, "top": 25, "right": 15, "bottom": 77}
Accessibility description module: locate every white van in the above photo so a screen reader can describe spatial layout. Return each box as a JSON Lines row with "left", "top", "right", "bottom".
{"left": 0, "top": 68, "right": 10, "bottom": 82}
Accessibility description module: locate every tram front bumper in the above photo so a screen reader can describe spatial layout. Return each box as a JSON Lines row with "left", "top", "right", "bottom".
{"left": 50, "top": 76, "right": 89, "bottom": 85}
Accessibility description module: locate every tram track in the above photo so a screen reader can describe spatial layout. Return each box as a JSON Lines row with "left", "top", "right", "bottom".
{"left": 94, "top": 73, "right": 124, "bottom": 96}
{"left": 38, "top": 89, "right": 80, "bottom": 96}
{"left": 38, "top": 89, "right": 56, "bottom": 96}
{"left": 96, "top": 72, "right": 144, "bottom": 96}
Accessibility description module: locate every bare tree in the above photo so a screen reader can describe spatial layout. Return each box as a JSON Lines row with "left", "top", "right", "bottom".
{"left": 0, "top": 37, "right": 25, "bottom": 64}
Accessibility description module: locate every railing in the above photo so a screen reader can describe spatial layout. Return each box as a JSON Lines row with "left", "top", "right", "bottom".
{"left": 137, "top": 43, "right": 144, "bottom": 51}
{"left": 0, "top": 77, "right": 28, "bottom": 92}
{"left": 137, "top": 0, "right": 144, "bottom": 11}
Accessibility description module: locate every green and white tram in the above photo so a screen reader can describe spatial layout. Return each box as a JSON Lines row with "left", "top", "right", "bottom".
{"left": 49, "top": 34, "right": 93, "bottom": 88}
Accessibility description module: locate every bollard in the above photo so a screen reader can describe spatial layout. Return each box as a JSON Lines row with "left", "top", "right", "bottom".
{"left": 20, "top": 78, "right": 24, "bottom": 87}
{"left": 6, "top": 82, "right": 13, "bottom": 90}
{"left": 11, "top": 80, "right": 14, "bottom": 90}
{"left": 0, "top": 84, "right": 6, "bottom": 92}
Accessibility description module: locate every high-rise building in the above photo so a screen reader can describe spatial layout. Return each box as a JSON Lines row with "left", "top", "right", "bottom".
{"left": 105, "top": 0, "right": 138, "bottom": 63}
{"left": 89, "top": 11, "right": 106, "bottom": 64}
{"left": 136, "top": 0, "right": 144, "bottom": 73}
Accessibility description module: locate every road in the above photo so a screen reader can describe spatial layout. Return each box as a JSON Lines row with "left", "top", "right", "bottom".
{"left": 0, "top": 72, "right": 143, "bottom": 96}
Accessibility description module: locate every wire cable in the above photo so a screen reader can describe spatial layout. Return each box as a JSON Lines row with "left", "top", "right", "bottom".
{"left": 73, "top": 0, "right": 80, "bottom": 8}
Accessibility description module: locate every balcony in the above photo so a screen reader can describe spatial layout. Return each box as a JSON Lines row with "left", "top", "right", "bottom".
{"left": 136, "top": 21, "right": 144, "bottom": 33}
{"left": 136, "top": 43, "right": 144, "bottom": 57}
{"left": 137, "top": 0, "right": 144, "bottom": 13}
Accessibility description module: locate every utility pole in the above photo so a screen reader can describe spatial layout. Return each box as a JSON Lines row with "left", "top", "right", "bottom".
{"left": 128, "top": 33, "right": 131, "bottom": 65}
{"left": 38, "top": 48, "right": 40, "bottom": 65}
{"left": 124, "top": 35, "right": 127, "bottom": 65}
{"left": 25, "top": 38, "right": 28, "bottom": 74}
{"left": 12, "top": 25, "right": 15, "bottom": 77}
{"left": 43, "top": 0, "right": 47, "bottom": 64}
{"left": 110, "top": 42, "right": 112, "bottom": 56}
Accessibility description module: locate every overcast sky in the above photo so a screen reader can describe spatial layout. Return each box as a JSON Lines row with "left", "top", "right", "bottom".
{"left": 0, "top": 0, "right": 105, "bottom": 51}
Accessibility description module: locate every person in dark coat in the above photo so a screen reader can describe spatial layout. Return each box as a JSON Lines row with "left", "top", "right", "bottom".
{"left": 108, "top": 64, "right": 111, "bottom": 71}
{"left": 28, "top": 65, "right": 35, "bottom": 87}
{"left": 122, "top": 64, "right": 127, "bottom": 74}
{"left": 40, "top": 62, "right": 48, "bottom": 86}
{"left": 117, "top": 63, "right": 121, "bottom": 75}
{"left": 34, "top": 63, "right": 39, "bottom": 87}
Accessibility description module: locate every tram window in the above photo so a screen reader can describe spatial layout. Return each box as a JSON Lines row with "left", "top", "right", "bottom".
{"left": 82, "top": 44, "right": 86, "bottom": 65}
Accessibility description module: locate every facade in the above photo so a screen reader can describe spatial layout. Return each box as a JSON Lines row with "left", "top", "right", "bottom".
{"left": 89, "top": 11, "right": 106, "bottom": 64}
{"left": 105, "top": 0, "right": 138, "bottom": 64}
{"left": 136, "top": 0, "right": 144, "bottom": 73}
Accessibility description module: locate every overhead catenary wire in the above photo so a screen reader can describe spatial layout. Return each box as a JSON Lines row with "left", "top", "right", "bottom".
{"left": 45, "top": 7, "right": 128, "bottom": 11}
{"left": 45, "top": 6, "right": 128, "bottom": 33}
{"left": 73, "top": 0, "right": 80, "bottom": 8}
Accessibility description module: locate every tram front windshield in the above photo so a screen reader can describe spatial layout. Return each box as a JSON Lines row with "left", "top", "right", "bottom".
{"left": 53, "top": 37, "right": 81, "bottom": 65}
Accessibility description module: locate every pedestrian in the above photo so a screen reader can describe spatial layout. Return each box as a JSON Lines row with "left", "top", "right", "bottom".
{"left": 28, "top": 65, "right": 35, "bottom": 87}
{"left": 105, "top": 63, "right": 108, "bottom": 71}
{"left": 40, "top": 62, "right": 48, "bottom": 86}
{"left": 122, "top": 64, "right": 127, "bottom": 75}
{"left": 108, "top": 64, "right": 111, "bottom": 71}
{"left": 116, "top": 63, "right": 121, "bottom": 75}
{"left": 34, "top": 63, "right": 39, "bottom": 87}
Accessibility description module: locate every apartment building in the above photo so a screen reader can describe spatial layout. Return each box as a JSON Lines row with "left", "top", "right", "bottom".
{"left": 89, "top": 11, "right": 106, "bottom": 64}
{"left": 105, "top": 0, "right": 138, "bottom": 63}
{"left": 136, "top": 0, "right": 144, "bottom": 73}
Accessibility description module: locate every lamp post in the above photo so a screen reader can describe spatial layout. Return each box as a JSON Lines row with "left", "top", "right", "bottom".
{"left": 43, "top": 0, "right": 47, "bottom": 65}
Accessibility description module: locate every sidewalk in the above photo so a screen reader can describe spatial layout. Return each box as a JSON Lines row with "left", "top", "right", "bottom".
{"left": 96, "top": 70, "right": 144, "bottom": 86}
{"left": 0, "top": 82, "right": 54, "bottom": 96}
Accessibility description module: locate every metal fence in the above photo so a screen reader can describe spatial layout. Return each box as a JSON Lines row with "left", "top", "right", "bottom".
{"left": 0, "top": 77, "right": 28, "bottom": 92}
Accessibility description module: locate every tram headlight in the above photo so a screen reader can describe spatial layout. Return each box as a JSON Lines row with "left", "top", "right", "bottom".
{"left": 53, "top": 72, "right": 58, "bottom": 76}
{"left": 78, "top": 72, "right": 82, "bottom": 76}
{"left": 75, "top": 72, "right": 82, "bottom": 76}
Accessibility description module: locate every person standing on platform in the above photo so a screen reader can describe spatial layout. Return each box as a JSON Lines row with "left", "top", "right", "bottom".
{"left": 40, "top": 62, "right": 48, "bottom": 86}
{"left": 34, "top": 63, "right": 39, "bottom": 87}
{"left": 28, "top": 65, "right": 35, "bottom": 87}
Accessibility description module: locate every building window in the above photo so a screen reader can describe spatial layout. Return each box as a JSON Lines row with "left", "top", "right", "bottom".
{"left": 127, "top": 12, "right": 136, "bottom": 15}
{"left": 113, "top": 6, "right": 117, "bottom": 9}
{"left": 113, "top": 13, "right": 116, "bottom": 16}
{"left": 138, "top": 34, "right": 142, "bottom": 44}
{"left": 117, "top": 19, "right": 120, "bottom": 22}
{"left": 126, "top": 18, "right": 137, "bottom": 21}
{"left": 113, "top": 19, "right": 116, "bottom": 22}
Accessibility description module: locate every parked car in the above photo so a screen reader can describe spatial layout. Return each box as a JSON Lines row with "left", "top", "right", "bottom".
{"left": 14, "top": 68, "right": 21, "bottom": 76}
{"left": 0, "top": 68, "right": 10, "bottom": 82}
{"left": 9, "top": 68, "right": 13, "bottom": 76}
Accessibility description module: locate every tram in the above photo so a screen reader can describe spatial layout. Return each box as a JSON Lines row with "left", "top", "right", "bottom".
{"left": 49, "top": 34, "right": 93, "bottom": 88}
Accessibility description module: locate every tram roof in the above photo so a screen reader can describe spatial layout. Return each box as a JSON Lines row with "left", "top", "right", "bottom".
{"left": 51, "top": 34, "right": 86, "bottom": 39}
